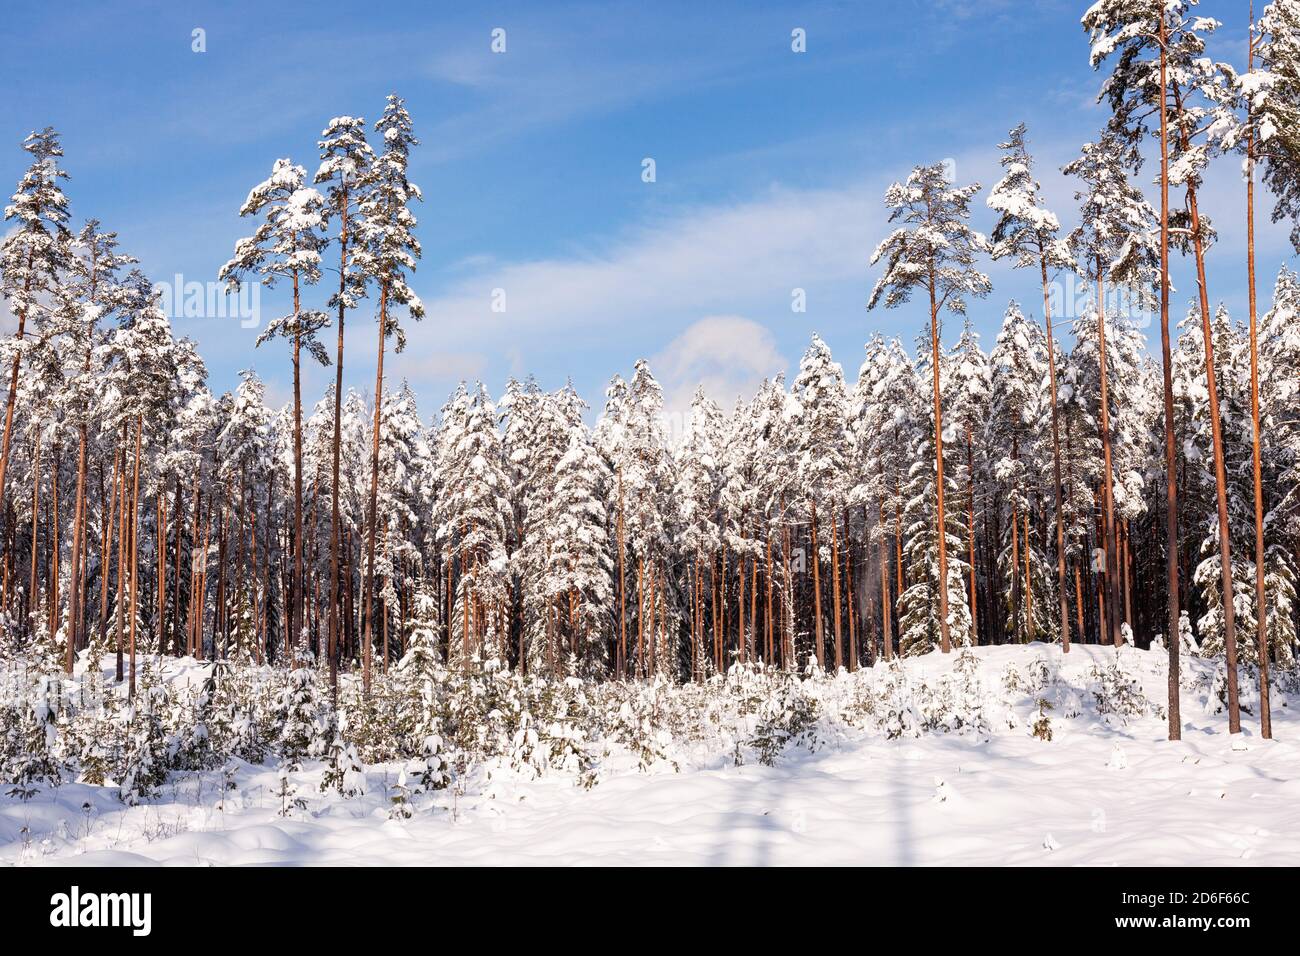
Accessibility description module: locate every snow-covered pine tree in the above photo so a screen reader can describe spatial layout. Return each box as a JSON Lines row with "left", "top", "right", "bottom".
{"left": 987, "top": 302, "right": 1053, "bottom": 643}
{"left": 1085, "top": 0, "right": 1243, "bottom": 734}
{"left": 502, "top": 379, "right": 570, "bottom": 673}
{"left": 869, "top": 162, "right": 991, "bottom": 653}
{"left": 219, "top": 157, "right": 330, "bottom": 667}
{"left": 356, "top": 94, "right": 424, "bottom": 694}
{"left": 1176, "top": 303, "right": 1294, "bottom": 669}
{"left": 371, "top": 381, "right": 425, "bottom": 670}
{"left": 0, "top": 129, "right": 72, "bottom": 582}
{"left": 99, "top": 270, "right": 181, "bottom": 694}
{"left": 276, "top": 650, "right": 328, "bottom": 769}
{"left": 898, "top": 337, "right": 973, "bottom": 657}
{"left": 1204, "top": 1, "right": 1300, "bottom": 737}
{"left": 599, "top": 362, "right": 674, "bottom": 678}
{"left": 56, "top": 221, "right": 135, "bottom": 671}
{"left": 1258, "top": 267, "right": 1300, "bottom": 667}
{"left": 1070, "top": 305, "right": 1152, "bottom": 631}
{"left": 1238, "top": 0, "right": 1300, "bottom": 254}
{"left": 5, "top": 673, "right": 61, "bottom": 799}
{"left": 988, "top": 122, "right": 1075, "bottom": 649}
{"left": 217, "top": 371, "right": 272, "bottom": 662}
{"left": 315, "top": 114, "right": 375, "bottom": 696}
{"left": 946, "top": 321, "right": 990, "bottom": 645}
{"left": 850, "top": 336, "right": 918, "bottom": 661}
{"left": 749, "top": 375, "right": 797, "bottom": 668}
{"left": 789, "top": 335, "right": 850, "bottom": 670}
{"left": 436, "top": 383, "right": 510, "bottom": 667}
{"left": 1064, "top": 130, "right": 1158, "bottom": 649}
{"left": 676, "top": 387, "right": 724, "bottom": 676}
{"left": 543, "top": 385, "right": 613, "bottom": 675}
{"left": 719, "top": 393, "right": 760, "bottom": 668}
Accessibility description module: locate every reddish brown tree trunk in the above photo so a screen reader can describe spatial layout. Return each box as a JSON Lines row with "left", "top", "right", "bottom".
{"left": 1041, "top": 255, "right": 1071, "bottom": 651}
{"left": 360, "top": 280, "right": 389, "bottom": 692}
{"left": 1244, "top": 28, "right": 1272, "bottom": 738}
{"left": 1095, "top": 265, "right": 1123, "bottom": 648}
{"left": 928, "top": 268, "right": 952, "bottom": 653}
{"left": 1158, "top": 28, "right": 1182, "bottom": 736}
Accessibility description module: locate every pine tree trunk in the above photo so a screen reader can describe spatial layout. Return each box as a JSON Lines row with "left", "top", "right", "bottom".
{"left": 215, "top": 499, "right": 227, "bottom": 657}
{"left": 690, "top": 551, "right": 700, "bottom": 679}
{"left": 47, "top": 444, "right": 60, "bottom": 641}
{"left": 1094, "top": 266, "right": 1124, "bottom": 648}
{"left": 127, "top": 415, "right": 143, "bottom": 697}
{"left": 879, "top": 503, "right": 893, "bottom": 661}
{"left": 360, "top": 280, "right": 389, "bottom": 692}
{"left": 250, "top": 501, "right": 261, "bottom": 664}
{"left": 927, "top": 269, "right": 952, "bottom": 653}
{"left": 831, "top": 511, "right": 843, "bottom": 670}
{"left": 966, "top": 425, "right": 979, "bottom": 645}
{"left": 749, "top": 538, "right": 759, "bottom": 664}
{"left": 29, "top": 432, "right": 40, "bottom": 637}
{"left": 99, "top": 444, "right": 121, "bottom": 647}
{"left": 894, "top": 489, "right": 904, "bottom": 604}
{"left": 327, "top": 183, "right": 349, "bottom": 700}
{"left": 1180, "top": 133, "right": 1241, "bottom": 732}
{"left": 1074, "top": 563, "right": 1086, "bottom": 645}
{"left": 1159, "top": 26, "right": 1183, "bottom": 737}
{"left": 845, "top": 516, "right": 857, "bottom": 669}
{"left": 1245, "top": 65, "right": 1272, "bottom": 738}
{"left": 115, "top": 430, "right": 128, "bottom": 679}
{"left": 1019, "top": 512, "right": 1029, "bottom": 639}
{"left": 616, "top": 475, "right": 626, "bottom": 676}
{"left": 737, "top": 546, "right": 746, "bottom": 665}
{"left": 759, "top": 538, "right": 769, "bottom": 665}
{"left": 1011, "top": 500, "right": 1021, "bottom": 640}
{"left": 711, "top": 551, "right": 720, "bottom": 672}
{"left": 196, "top": 502, "right": 211, "bottom": 661}
{"left": 782, "top": 519, "right": 793, "bottom": 667}
{"left": 65, "top": 423, "right": 88, "bottom": 672}
{"left": 1041, "top": 256, "right": 1071, "bottom": 651}
{"left": 186, "top": 474, "right": 202, "bottom": 656}
{"left": 172, "top": 477, "right": 183, "bottom": 653}
{"left": 1122, "top": 519, "right": 1133, "bottom": 628}
{"left": 290, "top": 272, "right": 305, "bottom": 665}
{"left": 636, "top": 554, "right": 645, "bottom": 676}
{"left": 157, "top": 492, "right": 166, "bottom": 656}
{"left": 810, "top": 501, "right": 824, "bottom": 668}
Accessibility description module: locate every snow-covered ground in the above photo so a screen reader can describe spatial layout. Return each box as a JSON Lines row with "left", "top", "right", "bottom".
{"left": 3, "top": 643, "right": 1297, "bottom": 866}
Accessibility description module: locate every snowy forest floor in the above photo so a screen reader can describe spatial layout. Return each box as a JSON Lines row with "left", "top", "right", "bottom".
{"left": 3, "top": 643, "right": 1298, "bottom": 866}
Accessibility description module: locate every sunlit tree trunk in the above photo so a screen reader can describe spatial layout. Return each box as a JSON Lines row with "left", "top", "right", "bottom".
{"left": 360, "top": 281, "right": 389, "bottom": 692}
{"left": 1245, "top": 27, "right": 1272, "bottom": 738}
{"left": 928, "top": 266, "right": 952, "bottom": 653}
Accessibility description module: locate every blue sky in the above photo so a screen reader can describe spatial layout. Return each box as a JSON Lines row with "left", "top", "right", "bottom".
{"left": 1, "top": 0, "right": 1292, "bottom": 422}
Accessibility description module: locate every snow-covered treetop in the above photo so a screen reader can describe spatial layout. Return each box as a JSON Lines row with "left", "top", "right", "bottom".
{"left": 316, "top": 116, "right": 374, "bottom": 191}
{"left": 1242, "top": 1, "right": 1300, "bottom": 251}
{"left": 219, "top": 158, "right": 327, "bottom": 290}
{"left": 3, "top": 127, "right": 69, "bottom": 230}
{"left": 988, "top": 123, "right": 1073, "bottom": 273}
{"left": 219, "top": 158, "right": 332, "bottom": 365}
{"left": 356, "top": 94, "right": 424, "bottom": 353}
{"left": 869, "top": 162, "right": 992, "bottom": 318}
{"left": 789, "top": 334, "right": 849, "bottom": 512}
{"left": 316, "top": 115, "right": 376, "bottom": 313}
{"left": 1082, "top": 0, "right": 1225, "bottom": 196}
{"left": 1, "top": 127, "right": 72, "bottom": 319}
{"left": 1063, "top": 130, "right": 1158, "bottom": 295}
{"left": 100, "top": 269, "right": 181, "bottom": 431}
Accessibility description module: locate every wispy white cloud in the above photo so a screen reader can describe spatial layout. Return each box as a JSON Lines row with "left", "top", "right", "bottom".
{"left": 401, "top": 176, "right": 889, "bottom": 348}
{"left": 651, "top": 315, "right": 787, "bottom": 423}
